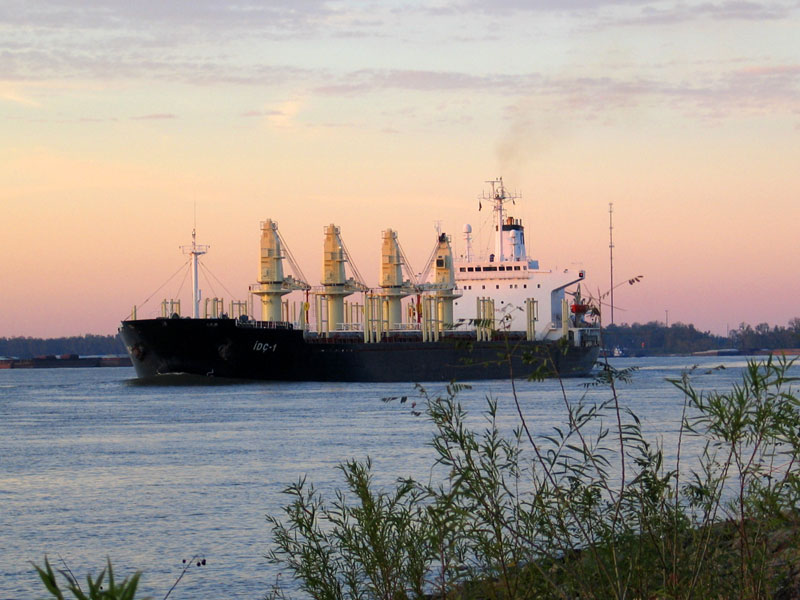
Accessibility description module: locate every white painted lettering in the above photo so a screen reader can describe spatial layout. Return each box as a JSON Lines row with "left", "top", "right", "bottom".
{"left": 252, "top": 341, "right": 278, "bottom": 353}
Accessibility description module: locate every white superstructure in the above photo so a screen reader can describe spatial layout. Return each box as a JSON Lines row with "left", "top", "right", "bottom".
{"left": 451, "top": 178, "right": 592, "bottom": 343}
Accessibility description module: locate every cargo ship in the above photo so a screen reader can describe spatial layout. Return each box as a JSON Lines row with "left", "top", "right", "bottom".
{"left": 119, "top": 179, "right": 600, "bottom": 382}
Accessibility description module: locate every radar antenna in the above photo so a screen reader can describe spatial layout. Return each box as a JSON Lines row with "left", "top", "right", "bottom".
{"left": 480, "top": 177, "right": 521, "bottom": 262}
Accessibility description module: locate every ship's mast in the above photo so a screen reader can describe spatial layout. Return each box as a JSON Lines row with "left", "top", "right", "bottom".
{"left": 181, "top": 228, "right": 209, "bottom": 319}
{"left": 480, "top": 177, "right": 520, "bottom": 262}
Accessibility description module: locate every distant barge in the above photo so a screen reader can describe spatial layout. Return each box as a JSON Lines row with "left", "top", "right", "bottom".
{"left": 0, "top": 355, "right": 132, "bottom": 369}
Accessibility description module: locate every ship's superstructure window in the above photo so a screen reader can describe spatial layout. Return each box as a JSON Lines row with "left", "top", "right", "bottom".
{"left": 459, "top": 267, "right": 466, "bottom": 272}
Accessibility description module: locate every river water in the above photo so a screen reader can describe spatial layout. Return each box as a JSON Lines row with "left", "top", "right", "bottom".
{"left": 1, "top": 356, "right": 796, "bottom": 599}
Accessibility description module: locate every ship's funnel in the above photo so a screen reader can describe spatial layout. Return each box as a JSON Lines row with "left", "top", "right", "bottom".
{"left": 501, "top": 217, "right": 527, "bottom": 261}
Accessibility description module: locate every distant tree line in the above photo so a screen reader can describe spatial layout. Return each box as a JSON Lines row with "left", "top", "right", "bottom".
{"left": 0, "top": 334, "right": 126, "bottom": 358}
{"left": 727, "top": 319, "right": 800, "bottom": 352}
{"left": 603, "top": 319, "right": 800, "bottom": 355}
{"left": 2, "top": 319, "right": 799, "bottom": 359}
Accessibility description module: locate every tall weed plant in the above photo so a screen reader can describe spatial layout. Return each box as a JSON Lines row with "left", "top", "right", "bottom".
{"left": 266, "top": 355, "right": 800, "bottom": 599}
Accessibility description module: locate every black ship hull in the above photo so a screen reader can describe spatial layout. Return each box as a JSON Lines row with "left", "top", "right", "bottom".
{"left": 119, "top": 318, "right": 599, "bottom": 383}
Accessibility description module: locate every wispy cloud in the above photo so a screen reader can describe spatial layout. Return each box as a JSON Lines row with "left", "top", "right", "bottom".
{"left": 241, "top": 109, "right": 284, "bottom": 118}
{"left": 620, "top": 1, "right": 797, "bottom": 26}
{"left": 1, "top": 0, "right": 797, "bottom": 128}
{"left": 238, "top": 100, "right": 306, "bottom": 127}
{"left": 435, "top": 0, "right": 798, "bottom": 22}
{"left": 314, "top": 69, "right": 526, "bottom": 95}
{"left": 0, "top": 43, "right": 311, "bottom": 85}
{"left": 0, "top": 87, "right": 42, "bottom": 107}
{"left": 0, "top": 0, "right": 335, "bottom": 33}
{"left": 266, "top": 99, "right": 304, "bottom": 127}
{"left": 312, "top": 63, "right": 799, "bottom": 121}
{"left": 131, "top": 113, "right": 177, "bottom": 120}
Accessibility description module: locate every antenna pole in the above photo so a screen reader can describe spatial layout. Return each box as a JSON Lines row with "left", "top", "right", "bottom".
{"left": 609, "top": 202, "right": 614, "bottom": 325}
{"left": 181, "top": 223, "right": 209, "bottom": 319}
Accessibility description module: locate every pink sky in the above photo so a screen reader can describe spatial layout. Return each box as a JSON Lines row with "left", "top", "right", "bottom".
{"left": 2, "top": 1, "right": 799, "bottom": 338}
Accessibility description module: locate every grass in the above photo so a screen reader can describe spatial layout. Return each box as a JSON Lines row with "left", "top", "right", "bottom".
{"left": 266, "top": 355, "right": 800, "bottom": 599}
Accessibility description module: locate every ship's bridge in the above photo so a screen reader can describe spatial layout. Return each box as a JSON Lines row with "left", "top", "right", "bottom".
{"left": 455, "top": 259, "right": 540, "bottom": 279}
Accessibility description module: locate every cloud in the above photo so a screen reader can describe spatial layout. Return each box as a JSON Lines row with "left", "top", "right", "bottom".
{"left": 0, "top": 0, "right": 335, "bottom": 32}
{"left": 486, "top": 62, "right": 799, "bottom": 130}
{"left": 0, "top": 42, "right": 310, "bottom": 85}
{"left": 457, "top": 0, "right": 647, "bottom": 12}
{"left": 131, "top": 113, "right": 177, "bottom": 120}
{"left": 0, "top": 86, "right": 42, "bottom": 106}
{"left": 611, "top": 1, "right": 797, "bottom": 27}
{"left": 0, "top": 1, "right": 339, "bottom": 82}
{"left": 1, "top": 0, "right": 797, "bottom": 127}
{"left": 735, "top": 64, "right": 800, "bottom": 76}
{"left": 307, "top": 60, "right": 799, "bottom": 124}
{"left": 266, "top": 99, "right": 304, "bottom": 127}
{"left": 241, "top": 109, "right": 285, "bottom": 118}
{"left": 238, "top": 100, "right": 305, "bottom": 127}
{"left": 314, "top": 69, "right": 528, "bottom": 95}
{"left": 436, "top": 0, "right": 798, "bottom": 22}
